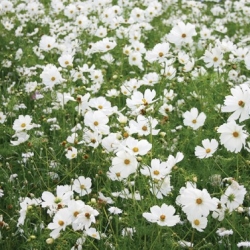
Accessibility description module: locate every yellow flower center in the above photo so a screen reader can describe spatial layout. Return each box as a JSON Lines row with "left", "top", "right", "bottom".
{"left": 21, "top": 123, "right": 26, "bottom": 128}
{"left": 142, "top": 126, "right": 148, "bottom": 131}
{"left": 160, "top": 215, "right": 166, "bottom": 221}
{"left": 73, "top": 211, "right": 79, "bottom": 217}
{"left": 124, "top": 159, "right": 130, "bottom": 165}
{"left": 194, "top": 219, "right": 200, "bottom": 226}
{"left": 238, "top": 100, "right": 245, "bottom": 107}
{"left": 196, "top": 198, "right": 202, "bottom": 204}
{"left": 93, "top": 121, "right": 99, "bottom": 126}
{"left": 233, "top": 132, "right": 239, "bottom": 137}
{"left": 213, "top": 57, "right": 218, "bottom": 62}
{"left": 182, "top": 33, "right": 186, "bottom": 38}
{"left": 159, "top": 52, "right": 164, "bottom": 57}
{"left": 153, "top": 170, "right": 160, "bottom": 175}
{"left": 206, "top": 148, "right": 211, "bottom": 153}
{"left": 58, "top": 220, "right": 64, "bottom": 226}
{"left": 133, "top": 147, "right": 139, "bottom": 153}
{"left": 51, "top": 76, "right": 56, "bottom": 81}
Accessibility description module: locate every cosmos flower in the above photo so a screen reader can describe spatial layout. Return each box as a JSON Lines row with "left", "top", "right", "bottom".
{"left": 176, "top": 186, "right": 217, "bottom": 217}
{"left": 47, "top": 208, "right": 71, "bottom": 239}
{"left": 40, "top": 64, "right": 64, "bottom": 89}
{"left": 143, "top": 203, "right": 180, "bottom": 226}
{"left": 221, "top": 84, "right": 250, "bottom": 122}
{"left": 72, "top": 176, "right": 92, "bottom": 197}
{"left": 221, "top": 180, "right": 247, "bottom": 212}
{"left": 195, "top": 139, "right": 218, "bottom": 159}
{"left": 217, "top": 120, "right": 248, "bottom": 153}
{"left": 183, "top": 107, "right": 206, "bottom": 130}
{"left": 167, "top": 21, "right": 197, "bottom": 46}
{"left": 187, "top": 214, "right": 208, "bottom": 232}
{"left": 12, "top": 115, "right": 33, "bottom": 132}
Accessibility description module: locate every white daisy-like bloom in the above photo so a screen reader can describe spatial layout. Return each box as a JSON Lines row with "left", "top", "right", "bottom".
{"left": 40, "top": 64, "right": 64, "bottom": 89}
{"left": 221, "top": 84, "right": 250, "bottom": 122}
{"left": 12, "top": 115, "right": 33, "bottom": 132}
{"left": 167, "top": 21, "right": 197, "bottom": 46}
{"left": 72, "top": 176, "right": 92, "bottom": 196}
{"left": 202, "top": 45, "right": 224, "bottom": 68}
{"left": 84, "top": 110, "right": 110, "bottom": 135}
{"left": 58, "top": 53, "right": 74, "bottom": 68}
{"left": 109, "top": 150, "right": 138, "bottom": 179}
{"left": 65, "top": 147, "right": 78, "bottom": 160}
{"left": 128, "top": 51, "right": 144, "bottom": 70}
{"left": 221, "top": 181, "right": 246, "bottom": 212}
{"left": 217, "top": 120, "right": 248, "bottom": 153}
{"left": 176, "top": 186, "right": 217, "bottom": 218}
{"left": 183, "top": 107, "right": 206, "bottom": 130}
{"left": 195, "top": 139, "right": 218, "bottom": 159}
{"left": 39, "top": 35, "right": 56, "bottom": 51}
{"left": 47, "top": 208, "right": 72, "bottom": 239}
{"left": 143, "top": 203, "right": 180, "bottom": 227}
{"left": 187, "top": 214, "right": 207, "bottom": 232}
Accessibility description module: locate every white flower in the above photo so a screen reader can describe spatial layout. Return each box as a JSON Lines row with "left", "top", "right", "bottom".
{"left": 108, "top": 206, "right": 123, "bottom": 214}
{"left": 221, "top": 84, "right": 250, "bottom": 122}
{"left": 72, "top": 176, "right": 92, "bottom": 196}
{"left": 12, "top": 115, "right": 33, "bottom": 132}
{"left": 183, "top": 107, "right": 206, "bottom": 130}
{"left": 167, "top": 21, "right": 197, "bottom": 46}
{"left": 195, "top": 139, "right": 218, "bottom": 159}
{"left": 221, "top": 181, "right": 247, "bottom": 212}
{"left": 187, "top": 214, "right": 207, "bottom": 232}
{"left": 65, "top": 147, "right": 78, "bottom": 160}
{"left": 40, "top": 64, "right": 64, "bottom": 89}
{"left": 48, "top": 208, "right": 72, "bottom": 239}
{"left": 0, "top": 112, "right": 7, "bottom": 124}
{"left": 176, "top": 186, "right": 217, "bottom": 217}
{"left": 143, "top": 204, "right": 180, "bottom": 226}
{"left": 217, "top": 120, "right": 248, "bottom": 153}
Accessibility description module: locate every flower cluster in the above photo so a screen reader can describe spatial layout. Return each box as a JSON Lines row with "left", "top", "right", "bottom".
{"left": 0, "top": 0, "right": 250, "bottom": 249}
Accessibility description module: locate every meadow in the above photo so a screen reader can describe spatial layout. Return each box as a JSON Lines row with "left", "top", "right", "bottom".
{"left": 0, "top": 0, "right": 250, "bottom": 249}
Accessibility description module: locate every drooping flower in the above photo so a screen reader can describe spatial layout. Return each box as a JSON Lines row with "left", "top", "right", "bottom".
{"left": 65, "top": 147, "right": 78, "bottom": 160}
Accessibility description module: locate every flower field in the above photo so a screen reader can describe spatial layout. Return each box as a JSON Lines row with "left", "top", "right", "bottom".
{"left": 1, "top": 0, "right": 250, "bottom": 249}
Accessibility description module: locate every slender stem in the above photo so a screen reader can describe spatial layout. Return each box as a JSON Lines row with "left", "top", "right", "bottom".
{"left": 190, "top": 228, "right": 195, "bottom": 248}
